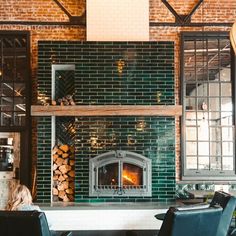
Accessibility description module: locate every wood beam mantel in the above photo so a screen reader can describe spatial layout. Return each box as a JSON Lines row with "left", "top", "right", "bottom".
{"left": 31, "top": 105, "right": 182, "bottom": 117}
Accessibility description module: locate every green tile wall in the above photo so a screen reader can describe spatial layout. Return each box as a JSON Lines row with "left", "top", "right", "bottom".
{"left": 37, "top": 117, "right": 52, "bottom": 202}
{"left": 36, "top": 41, "right": 176, "bottom": 203}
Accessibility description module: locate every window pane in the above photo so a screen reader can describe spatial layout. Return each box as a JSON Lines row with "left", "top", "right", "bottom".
{"left": 210, "top": 156, "right": 221, "bottom": 170}
{"left": 14, "top": 83, "right": 25, "bottom": 96}
{"left": 221, "top": 83, "right": 231, "bottom": 96}
{"left": 98, "top": 163, "right": 118, "bottom": 186}
{"left": 222, "top": 127, "right": 234, "bottom": 141}
{"left": 1, "top": 112, "right": 12, "bottom": 126}
{"left": 223, "top": 156, "right": 233, "bottom": 170}
{"left": 186, "top": 111, "right": 197, "bottom": 125}
{"left": 1, "top": 83, "right": 14, "bottom": 96}
{"left": 16, "top": 56, "right": 27, "bottom": 81}
{"left": 209, "top": 97, "right": 219, "bottom": 111}
{"left": 14, "top": 97, "right": 25, "bottom": 112}
{"left": 210, "top": 127, "right": 221, "bottom": 142}
{"left": 186, "top": 156, "right": 197, "bottom": 169}
{"left": 210, "top": 142, "right": 221, "bottom": 156}
{"left": 186, "top": 127, "right": 197, "bottom": 140}
{"left": 209, "top": 83, "right": 220, "bottom": 97}
{"left": 222, "top": 142, "right": 233, "bottom": 156}
{"left": 199, "top": 156, "right": 209, "bottom": 170}
{"left": 198, "top": 142, "right": 209, "bottom": 155}
{"left": 221, "top": 98, "right": 232, "bottom": 111}
{"left": 1, "top": 97, "right": 13, "bottom": 111}
{"left": 13, "top": 112, "right": 25, "bottom": 126}
{"left": 186, "top": 142, "right": 197, "bottom": 155}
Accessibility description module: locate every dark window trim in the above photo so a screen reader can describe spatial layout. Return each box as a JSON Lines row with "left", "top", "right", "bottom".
{"left": 0, "top": 31, "right": 31, "bottom": 186}
{"left": 180, "top": 31, "right": 236, "bottom": 181}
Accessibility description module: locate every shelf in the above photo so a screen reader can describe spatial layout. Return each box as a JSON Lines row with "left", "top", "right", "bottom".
{"left": 31, "top": 105, "right": 182, "bottom": 117}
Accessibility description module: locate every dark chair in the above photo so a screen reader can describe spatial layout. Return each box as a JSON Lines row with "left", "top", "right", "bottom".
{"left": 0, "top": 210, "right": 72, "bottom": 236}
{"left": 209, "top": 191, "right": 236, "bottom": 236}
{"left": 158, "top": 206, "right": 223, "bottom": 236}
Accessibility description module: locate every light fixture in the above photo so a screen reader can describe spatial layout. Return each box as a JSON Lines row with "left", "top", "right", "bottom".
{"left": 230, "top": 21, "right": 236, "bottom": 54}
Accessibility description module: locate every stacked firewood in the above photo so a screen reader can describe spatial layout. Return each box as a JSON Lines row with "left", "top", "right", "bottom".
{"left": 52, "top": 144, "right": 75, "bottom": 202}
{"left": 51, "top": 94, "right": 75, "bottom": 106}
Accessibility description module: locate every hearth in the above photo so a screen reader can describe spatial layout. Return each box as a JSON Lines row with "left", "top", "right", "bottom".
{"left": 89, "top": 150, "right": 152, "bottom": 197}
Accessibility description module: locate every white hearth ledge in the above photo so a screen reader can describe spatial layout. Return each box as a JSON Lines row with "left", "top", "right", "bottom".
{"left": 41, "top": 203, "right": 171, "bottom": 231}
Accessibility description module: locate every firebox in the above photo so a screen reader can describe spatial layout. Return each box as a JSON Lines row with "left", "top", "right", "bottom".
{"left": 89, "top": 150, "right": 152, "bottom": 197}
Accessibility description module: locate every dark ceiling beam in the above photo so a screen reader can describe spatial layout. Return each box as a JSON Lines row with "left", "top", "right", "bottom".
{"left": 52, "top": 0, "right": 85, "bottom": 25}
{"left": 150, "top": 22, "right": 233, "bottom": 27}
{"left": 161, "top": 0, "right": 205, "bottom": 25}
{"left": 184, "top": 0, "right": 204, "bottom": 23}
{"left": 0, "top": 21, "right": 85, "bottom": 26}
{"left": 0, "top": 0, "right": 86, "bottom": 26}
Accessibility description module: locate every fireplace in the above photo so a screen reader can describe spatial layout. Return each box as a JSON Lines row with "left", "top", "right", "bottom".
{"left": 89, "top": 150, "right": 152, "bottom": 197}
{"left": 36, "top": 41, "right": 177, "bottom": 203}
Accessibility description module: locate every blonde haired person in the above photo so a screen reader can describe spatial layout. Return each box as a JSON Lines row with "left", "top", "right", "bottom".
{"left": 6, "top": 184, "right": 40, "bottom": 211}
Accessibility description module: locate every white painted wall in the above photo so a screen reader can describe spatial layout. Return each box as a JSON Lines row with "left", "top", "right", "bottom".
{"left": 86, "top": 0, "right": 149, "bottom": 41}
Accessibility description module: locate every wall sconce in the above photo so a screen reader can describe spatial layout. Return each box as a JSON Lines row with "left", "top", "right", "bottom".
{"left": 156, "top": 91, "right": 162, "bottom": 103}
{"left": 50, "top": 48, "right": 57, "bottom": 64}
{"left": 117, "top": 59, "right": 125, "bottom": 75}
{"left": 135, "top": 120, "right": 146, "bottom": 132}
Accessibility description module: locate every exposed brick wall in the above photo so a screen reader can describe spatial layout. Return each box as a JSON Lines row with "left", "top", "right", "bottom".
{"left": 0, "top": 0, "right": 235, "bottom": 188}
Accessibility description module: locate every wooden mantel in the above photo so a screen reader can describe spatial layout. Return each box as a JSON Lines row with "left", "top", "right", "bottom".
{"left": 31, "top": 105, "right": 182, "bottom": 117}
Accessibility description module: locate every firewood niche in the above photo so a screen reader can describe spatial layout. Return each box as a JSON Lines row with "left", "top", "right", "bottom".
{"left": 52, "top": 144, "right": 75, "bottom": 202}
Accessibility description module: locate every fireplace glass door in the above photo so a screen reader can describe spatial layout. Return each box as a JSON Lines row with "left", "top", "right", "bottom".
{"left": 98, "top": 162, "right": 143, "bottom": 190}
{"left": 98, "top": 163, "right": 118, "bottom": 189}
{"left": 122, "top": 163, "right": 143, "bottom": 188}
{"left": 90, "top": 150, "right": 151, "bottom": 196}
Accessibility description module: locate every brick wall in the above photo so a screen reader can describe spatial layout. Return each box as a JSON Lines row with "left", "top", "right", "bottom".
{"left": 0, "top": 0, "right": 235, "bottom": 196}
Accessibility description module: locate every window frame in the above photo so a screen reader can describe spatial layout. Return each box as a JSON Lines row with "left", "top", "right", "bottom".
{"left": 181, "top": 31, "right": 236, "bottom": 180}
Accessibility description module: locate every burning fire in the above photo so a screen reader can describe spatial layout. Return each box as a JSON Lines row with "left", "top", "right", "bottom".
{"left": 122, "top": 169, "right": 140, "bottom": 185}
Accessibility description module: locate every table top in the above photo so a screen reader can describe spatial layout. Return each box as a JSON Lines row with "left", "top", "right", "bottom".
{"left": 187, "top": 190, "right": 236, "bottom": 199}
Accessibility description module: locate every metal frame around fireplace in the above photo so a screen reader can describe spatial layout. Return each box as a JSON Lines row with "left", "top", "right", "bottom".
{"left": 89, "top": 150, "right": 152, "bottom": 197}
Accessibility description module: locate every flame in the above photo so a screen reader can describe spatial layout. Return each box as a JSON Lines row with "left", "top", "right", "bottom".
{"left": 122, "top": 169, "right": 139, "bottom": 185}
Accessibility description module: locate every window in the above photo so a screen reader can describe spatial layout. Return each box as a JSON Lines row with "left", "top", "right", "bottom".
{"left": 0, "top": 33, "right": 29, "bottom": 127}
{"left": 0, "top": 32, "right": 30, "bottom": 185}
{"left": 181, "top": 32, "right": 235, "bottom": 180}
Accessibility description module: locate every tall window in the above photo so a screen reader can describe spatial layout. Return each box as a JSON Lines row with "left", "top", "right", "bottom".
{"left": 0, "top": 33, "right": 29, "bottom": 127}
{"left": 181, "top": 32, "right": 235, "bottom": 180}
{"left": 0, "top": 32, "right": 31, "bottom": 185}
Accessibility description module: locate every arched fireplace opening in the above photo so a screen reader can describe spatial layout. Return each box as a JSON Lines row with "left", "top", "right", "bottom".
{"left": 89, "top": 150, "right": 152, "bottom": 197}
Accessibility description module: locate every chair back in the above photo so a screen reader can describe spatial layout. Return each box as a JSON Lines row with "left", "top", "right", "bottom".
{"left": 210, "top": 191, "right": 236, "bottom": 236}
{"left": 158, "top": 206, "right": 223, "bottom": 236}
{"left": 0, "top": 210, "right": 51, "bottom": 236}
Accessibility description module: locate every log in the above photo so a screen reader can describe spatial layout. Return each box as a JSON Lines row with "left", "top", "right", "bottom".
{"left": 68, "top": 170, "right": 75, "bottom": 177}
{"left": 58, "top": 175, "right": 65, "bottom": 182}
{"left": 66, "top": 188, "right": 73, "bottom": 194}
{"left": 53, "top": 154, "right": 58, "bottom": 161}
{"left": 52, "top": 143, "right": 75, "bottom": 202}
{"left": 55, "top": 170, "right": 62, "bottom": 175}
{"left": 63, "top": 159, "right": 69, "bottom": 165}
{"left": 53, "top": 187, "right": 58, "bottom": 195}
{"left": 69, "top": 160, "right": 75, "bottom": 166}
{"left": 62, "top": 153, "right": 69, "bottom": 158}
{"left": 59, "top": 164, "right": 72, "bottom": 174}
{"left": 55, "top": 157, "right": 64, "bottom": 166}
{"left": 56, "top": 149, "right": 63, "bottom": 156}
{"left": 69, "top": 182, "right": 75, "bottom": 189}
{"left": 68, "top": 194, "right": 74, "bottom": 201}
{"left": 58, "top": 190, "right": 66, "bottom": 200}
{"left": 59, "top": 144, "right": 69, "bottom": 153}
